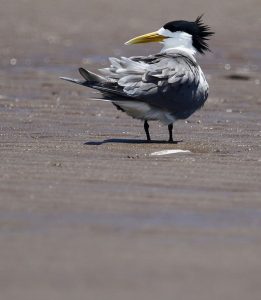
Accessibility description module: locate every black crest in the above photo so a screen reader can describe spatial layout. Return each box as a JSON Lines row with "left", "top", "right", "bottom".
{"left": 163, "top": 15, "right": 214, "bottom": 54}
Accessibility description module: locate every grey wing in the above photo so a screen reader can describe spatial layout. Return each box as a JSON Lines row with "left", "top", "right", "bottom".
{"left": 99, "top": 53, "right": 208, "bottom": 119}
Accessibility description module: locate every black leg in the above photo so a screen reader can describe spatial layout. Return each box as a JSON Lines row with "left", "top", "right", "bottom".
{"left": 144, "top": 120, "right": 151, "bottom": 142}
{"left": 168, "top": 123, "right": 173, "bottom": 143}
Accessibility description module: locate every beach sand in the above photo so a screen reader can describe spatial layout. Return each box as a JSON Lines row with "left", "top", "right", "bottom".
{"left": 0, "top": 1, "right": 261, "bottom": 299}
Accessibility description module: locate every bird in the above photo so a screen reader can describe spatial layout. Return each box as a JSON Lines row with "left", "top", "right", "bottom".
{"left": 61, "top": 15, "right": 214, "bottom": 142}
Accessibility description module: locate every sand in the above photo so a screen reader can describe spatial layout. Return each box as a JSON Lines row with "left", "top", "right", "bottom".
{"left": 0, "top": 0, "right": 261, "bottom": 299}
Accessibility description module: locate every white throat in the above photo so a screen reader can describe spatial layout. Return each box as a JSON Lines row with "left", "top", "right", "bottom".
{"left": 157, "top": 28, "right": 197, "bottom": 55}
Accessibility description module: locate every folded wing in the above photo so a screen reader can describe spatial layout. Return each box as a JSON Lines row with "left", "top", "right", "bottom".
{"left": 98, "top": 51, "right": 206, "bottom": 118}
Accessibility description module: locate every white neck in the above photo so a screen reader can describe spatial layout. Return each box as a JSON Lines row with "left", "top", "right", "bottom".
{"left": 157, "top": 28, "right": 197, "bottom": 56}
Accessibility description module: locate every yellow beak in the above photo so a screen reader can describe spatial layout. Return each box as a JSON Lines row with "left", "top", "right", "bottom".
{"left": 125, "top": 31, "right": 166, "bottom": 45}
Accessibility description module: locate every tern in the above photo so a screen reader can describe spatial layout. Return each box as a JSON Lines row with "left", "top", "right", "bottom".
{"left": 61, "top": 15, "right": 214, "bottom": 142}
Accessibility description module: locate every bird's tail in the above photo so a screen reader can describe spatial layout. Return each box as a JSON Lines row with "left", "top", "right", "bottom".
{"left": 60, "top": 67, "right": 107, "bottom": 87}
{"left": 78, "top": 68, "right": 108, "bottom": 83}
{"left": 61, "top": 67, "right": 135, "bottom": 100}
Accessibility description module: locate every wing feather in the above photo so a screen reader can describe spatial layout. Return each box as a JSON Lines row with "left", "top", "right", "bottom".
{"left": 97, "top": 50, "right": 208, "bottom": 119}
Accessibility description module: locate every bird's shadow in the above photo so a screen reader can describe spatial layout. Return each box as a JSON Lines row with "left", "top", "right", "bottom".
{"left": 84, "top": 138, "right": 182, "bottom": 145}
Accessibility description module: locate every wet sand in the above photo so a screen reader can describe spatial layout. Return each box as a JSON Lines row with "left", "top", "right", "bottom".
{"left": 0, "top": 1, "right": 261, "bottom": 299}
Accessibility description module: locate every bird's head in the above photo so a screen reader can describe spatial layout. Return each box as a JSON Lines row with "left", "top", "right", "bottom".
{"left": 125, "top": 15, "right": 214, "bottom": 55}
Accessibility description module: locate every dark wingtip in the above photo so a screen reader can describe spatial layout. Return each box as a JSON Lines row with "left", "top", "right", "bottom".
{"left": 79, "top": 67, "right": 86, "bottom": 74}
{"left": 79, "top": 67, "right": 88, "bottom": 79}
{"left": 60, "top": 76, "right": 81, "bottom": 84}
